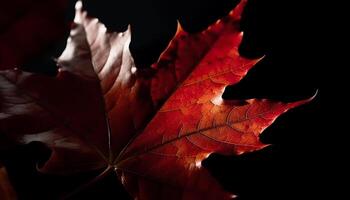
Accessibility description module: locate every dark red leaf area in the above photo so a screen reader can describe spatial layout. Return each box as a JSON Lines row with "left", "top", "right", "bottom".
{"left": 0, "top": 0, "right": 69, "bottom": 70}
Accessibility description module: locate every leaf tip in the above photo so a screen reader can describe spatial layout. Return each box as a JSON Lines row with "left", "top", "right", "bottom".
{"left": 290, "top": 89, "right": 318, "bottom": 109}
{"left": 311, "top": 89, "right": 319, "bottom": 100}
{"left": 229, "top": 0, "right": 248, "bottom": 20}
{"left": 131, "top": 66, "right": 137, "bottom": 74}
{"left": 74, "top": 1, "right": 85, "bottom": 23}
{"left": 75, "top": 0, "right": 83, "bottom": 10}
{"left": 255, "top": 55, "right": 265, "bottom": 64}
{"left": 175, "top": 20, "right": 184, "bottom": 35}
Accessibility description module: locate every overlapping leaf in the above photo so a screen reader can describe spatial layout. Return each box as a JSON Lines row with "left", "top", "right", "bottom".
{"left": 0, "top": 0, "right": 69, "bottom": 69}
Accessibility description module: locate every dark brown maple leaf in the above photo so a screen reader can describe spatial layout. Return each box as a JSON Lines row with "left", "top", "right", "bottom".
{"left": 0, "top": 0, "right": 313, "bottom": 199}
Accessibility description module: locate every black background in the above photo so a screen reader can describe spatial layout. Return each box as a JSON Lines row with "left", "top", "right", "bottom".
{"left": 2, "top": 0, "right": 322, "bottom": 199}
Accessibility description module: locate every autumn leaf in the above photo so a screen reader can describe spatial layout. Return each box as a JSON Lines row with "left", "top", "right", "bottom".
{"left": 0, "top": 0, "right": 312, "bottom": 199}
{"left": 0, "top": 0, "right": 69, "bottom": 69}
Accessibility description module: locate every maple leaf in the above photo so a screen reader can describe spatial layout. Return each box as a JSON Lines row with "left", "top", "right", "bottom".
{"left": 0, "top": 0, "right": 69, "bottom": 69}
{"left": 0, "top": 0, "right": 313, "bottom": 199}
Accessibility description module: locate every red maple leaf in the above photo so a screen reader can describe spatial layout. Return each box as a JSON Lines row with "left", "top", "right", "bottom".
{"left": 0, "top": 0, "right": 312, "bottom": 199}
